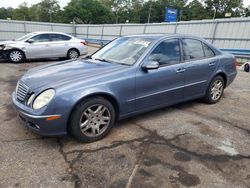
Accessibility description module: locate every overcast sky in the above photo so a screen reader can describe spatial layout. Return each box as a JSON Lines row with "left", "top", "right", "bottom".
{"left": 0, "top": 0, "right": 250, "bottom": 8}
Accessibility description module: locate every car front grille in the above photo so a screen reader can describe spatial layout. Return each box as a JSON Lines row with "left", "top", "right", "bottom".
{"left": 16, "top": 82, "right": 29, "bottom": 102}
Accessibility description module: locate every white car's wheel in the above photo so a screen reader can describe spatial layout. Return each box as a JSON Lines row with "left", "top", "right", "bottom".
{"left": 67, "top": 49, "right": 79, "bottom": 59}
{"left": 8, "top": 50, "right": 25, "bottom": 63}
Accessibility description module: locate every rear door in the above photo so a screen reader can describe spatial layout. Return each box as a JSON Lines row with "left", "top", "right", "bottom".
{"left": 182, "top": 38, "right": 219, "bottom": 99}
{"left": 135, "top": 38, "right": 185, "bottom": 111}
{"left": 49, "top": 34, "right": 72, "bottom": 57}
{"left": 25, "top": 34, "right": 52, "bottom": 58}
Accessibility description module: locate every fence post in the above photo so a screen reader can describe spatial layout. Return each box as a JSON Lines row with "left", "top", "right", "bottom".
{"left": 211, "top": 20, "right": 218, "bottom": 44}
{"left": 86, "top": 25, "right": 89, "bottom": 39}
{"left": 51, "top": 24, "right": 53, "bottom": 31}
{"left": 74, "top": 24, "right": 77, "bottom": 37}
{"left": 143, "top": 24, "right": 147, "bottom": 33}
{"left": 23, "top": 21, "right": 27, "bottom": 34}
{"left": 119, "top": 24, "right": 123, "bottom": 36}
{"left": 101, "top": 25, "right": 104, "bottom": 46}
{"left": 174, "top": 22, "right": 178, "bottom": 34}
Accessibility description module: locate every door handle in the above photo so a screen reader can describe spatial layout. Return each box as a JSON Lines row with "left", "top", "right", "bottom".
{"left": 176, "top": 68, "right": 186, "bottom": 73}
{"left": 209, "top": 62, "right": 215, "bottom": 66}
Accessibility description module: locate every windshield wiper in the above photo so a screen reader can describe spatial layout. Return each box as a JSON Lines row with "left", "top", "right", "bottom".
{"left": 95, "top": 58, "right": 130, "bottom": 66}
{"left": 95, "top": 58, "right": 109, "bottom": 62}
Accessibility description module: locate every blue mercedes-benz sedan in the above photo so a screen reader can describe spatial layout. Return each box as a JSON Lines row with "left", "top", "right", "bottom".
{"left": 12, "top": 34, "right": 237, "bottom": 142}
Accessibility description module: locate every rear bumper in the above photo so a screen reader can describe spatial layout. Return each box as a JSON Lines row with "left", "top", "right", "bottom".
{"left": 12, "top": 92, "right": 67, "bottom": 136}
{"left": 227, "top": 70, "right": 237, "bottom": 87}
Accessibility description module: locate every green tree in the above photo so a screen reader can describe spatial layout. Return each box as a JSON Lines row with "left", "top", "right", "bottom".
{"left": 63, "top": 0, "right": 113, "bottom": 24}
{"left": 244, "top": 6, "right": 250, "bottom": 16}
{"left": 182, "top": 0, "right": 209, "bottom": 20}
{"left": 34, "top": 0, "right": 61, "bottom": 22}
{"left": 204, "top": 0, "right": 244, "bottom": 18}
{"left": 0, "top": 7, "right": 13, "bottom": 19}
{"left": 12, "top": 2, "right": 31, "bottom": 21}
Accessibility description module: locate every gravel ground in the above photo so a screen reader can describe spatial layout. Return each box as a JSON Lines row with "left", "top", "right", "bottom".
{"left": 0, "top": 46, "right": 250, "bottom": 188}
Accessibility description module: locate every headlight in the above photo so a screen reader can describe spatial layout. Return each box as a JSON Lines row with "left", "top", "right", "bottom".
{"left": 27, "top": 93, "right": 35, "bottom": 106}
{"left": 33, "top": 89, "right": 55, "bottom": 109}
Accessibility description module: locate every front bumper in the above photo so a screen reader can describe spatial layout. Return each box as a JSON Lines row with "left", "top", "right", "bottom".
{"left": 12, "top": 92, "right": 67, "bottom": 136}
{"left": 0, "top": 50, "right": 7, "bottom": 60}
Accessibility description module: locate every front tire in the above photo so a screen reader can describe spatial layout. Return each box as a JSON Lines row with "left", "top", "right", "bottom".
{"left": 203, "top": 75, "right": 225, "bottom": 104}
{"left": 8, "top": 50, "right": 25, "bottom": 63}
{"left": 69, "top": 97, "right": 116, "bottom": 142}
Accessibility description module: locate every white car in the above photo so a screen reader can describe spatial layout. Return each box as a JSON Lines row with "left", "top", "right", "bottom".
{"left": 0, "top": 32, "right": 88, "bottom": 63}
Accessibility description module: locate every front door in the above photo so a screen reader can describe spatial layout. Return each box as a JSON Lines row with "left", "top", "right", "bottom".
{"left": 25, "top": 34, "right": 52, "bottom": 59}
{"left": 135, "top": 38, "right": 185, "bottom": 111}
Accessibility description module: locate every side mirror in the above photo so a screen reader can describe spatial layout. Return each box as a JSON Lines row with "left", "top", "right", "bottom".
{"left": 142, "top": 61, "right": 160, "bottom": 71}
{"left": 26, "top": 39, "right": 35, "bottom": 43}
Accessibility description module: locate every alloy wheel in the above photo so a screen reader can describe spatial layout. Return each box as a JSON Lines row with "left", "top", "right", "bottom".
{"left": 210, "top": 80, "right": 223, "bottom": 101}
{"left": 79, "top": 104, "right": 111, "bottom": 137}
{"left": 69, "top": 50, "right": 79, "bottom": 59}
{"left": 9, "top": 50, "right": 23, "bottom": 62}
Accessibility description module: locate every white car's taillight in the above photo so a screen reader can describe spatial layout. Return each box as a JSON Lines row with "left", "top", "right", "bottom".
{"left": 80, "top": 41, "right": 87, "bottom": 45}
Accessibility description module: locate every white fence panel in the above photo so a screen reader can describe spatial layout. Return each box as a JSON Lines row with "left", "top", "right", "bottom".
{"left": 0, "top": 17, "right": 250, "bottom": 50}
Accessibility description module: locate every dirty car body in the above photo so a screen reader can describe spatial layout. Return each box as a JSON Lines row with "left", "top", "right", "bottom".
{"left": 12, "top": 34, "right": 237, "bottom": 140}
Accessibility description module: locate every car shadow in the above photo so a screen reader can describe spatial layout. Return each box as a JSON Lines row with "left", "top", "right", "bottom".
{"left": 117, "top": 99, "right": 200, "bottom": 128}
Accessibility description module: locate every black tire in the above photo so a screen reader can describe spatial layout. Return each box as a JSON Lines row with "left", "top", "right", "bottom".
{"left": 8, "top": 49, "right": 25, "bottom": 63}
{"left": 69, "top": 97, "right": 116, "bottom": 142}
{"left": 67, "top": 48, "right": 79, "bottom": 59}
{"left": 203, "top": 75, "right": 225, "bottom": 104}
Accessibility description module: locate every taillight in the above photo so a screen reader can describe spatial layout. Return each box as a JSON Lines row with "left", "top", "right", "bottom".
{"left": 233, "top": 57, "right": 237, "bottom": 68}
{"left": 80, "top": 41, "right": 87, "bottom": 45}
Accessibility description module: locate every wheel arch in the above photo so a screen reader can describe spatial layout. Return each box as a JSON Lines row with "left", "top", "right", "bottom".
{"left": 215, "top": 72, "right": 227, "bottom": 87}
{"left": 8, "top": 48, "right": 26, "bottom": 59}
{"left": 67, "top": 48, "right": 80, "bottom": 56}
{"left": 67, "top": 92, "right": 120, "bottom": 130}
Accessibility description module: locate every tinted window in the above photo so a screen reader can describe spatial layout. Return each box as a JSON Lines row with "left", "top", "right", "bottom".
{"left": 31, "top": 34, "right": 50, "bottom": 42}
{"left": 183, "top": 39, "right": 204, "bottom": 60}
{"left": 50, "top": 34, "right": 71, "bottom": 41}
{"left": 203, "top": 43, "right": 215, "bottom": 57}
{"left": 148, "top": 39, "right": 181, "bottom": 66}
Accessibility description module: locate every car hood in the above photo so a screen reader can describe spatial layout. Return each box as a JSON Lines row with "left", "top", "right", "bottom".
{"left": 0, "top": 40, "right": 19, "bottom": 46}
{"left": 0, "top": 40, "right": 24, "bottom": 49}
{"left": 20, "top": 59, "right": 126, "bottom": 91}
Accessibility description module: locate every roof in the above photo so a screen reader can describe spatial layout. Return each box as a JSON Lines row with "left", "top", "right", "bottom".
{"left": 124, "top": 33, "right": 200, "bottom": 40}
{"left": 30, "top": 31, "right": 71, "bottom": 35}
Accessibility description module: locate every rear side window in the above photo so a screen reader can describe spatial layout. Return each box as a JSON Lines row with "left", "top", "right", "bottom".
{"left": 148, "top": 39, "right": 181, "bottom": 66}
{"left": 183, "top": 39, "right": 204, "bottom": 60}
{"left": 203, "top": 43, "right": 215, "bottom": 57}
{"left": 50, "top": 34, "right": 71, "bottom": 41}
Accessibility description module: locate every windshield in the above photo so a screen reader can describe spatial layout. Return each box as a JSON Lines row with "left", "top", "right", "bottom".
{"left": 16, "top": 33, "right": 36, "bottom": 41}
{"left": 92, "top": 37, "right": 154, "bottom": 65}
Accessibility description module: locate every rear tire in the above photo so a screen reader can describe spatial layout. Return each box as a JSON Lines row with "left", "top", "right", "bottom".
{"left": 8, "top": 50, "right": 25, "bottom": 63}
{"left": 67, "top": 49, "right": 79, "bottom": 59}
{"left": 69, "top": 97, "right": 116, "bottom": 142}
{"left": 203, "top": 75, "right": 225, "bottom": 104}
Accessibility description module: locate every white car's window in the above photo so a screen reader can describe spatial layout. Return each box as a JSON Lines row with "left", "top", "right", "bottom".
{"left": 50, "top": 34, "right": 71, "bottom": 41}
{"left": 30, "top": 34, "right": 51, "bottom": 42}
{"left": 92, "top": 37, "right": 154, "bottom": 65}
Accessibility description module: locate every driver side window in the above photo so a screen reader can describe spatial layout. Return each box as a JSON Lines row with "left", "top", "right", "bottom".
{"left": 148, "top": 39, "right": 181, "bottom": 66}
{"left": 30, "top": 34, "right": 50, "bottom": 43}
